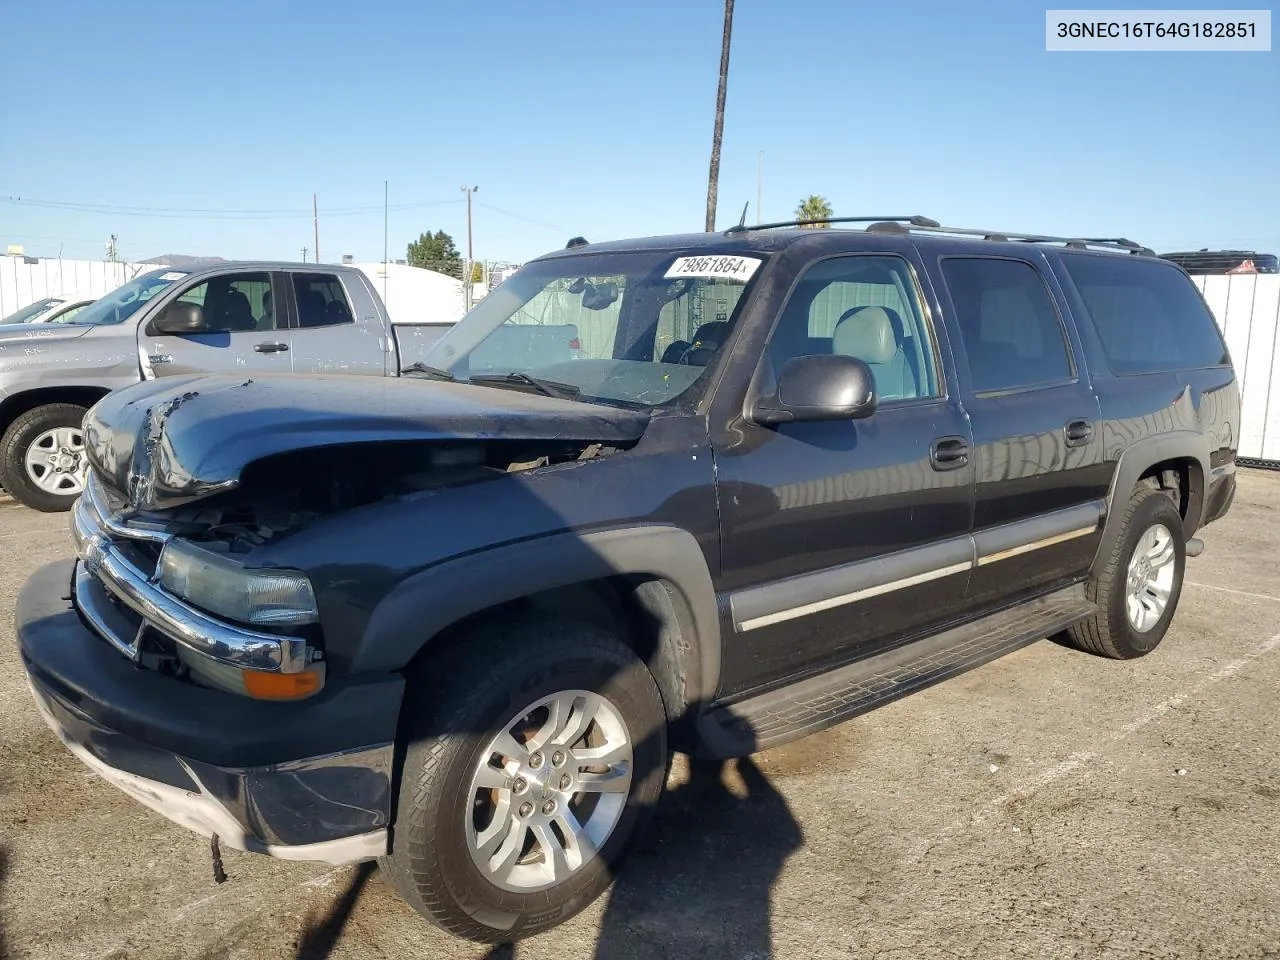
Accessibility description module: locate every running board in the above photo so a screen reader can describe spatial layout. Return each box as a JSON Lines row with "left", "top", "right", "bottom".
{"left": 696, "top": 585, "right": 1095, "bottom": 759}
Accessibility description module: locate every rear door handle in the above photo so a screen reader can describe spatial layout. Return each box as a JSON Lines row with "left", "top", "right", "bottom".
{"left": 930, "top": 435, "right": 969, "bottom": 471}
{"left": 1065, "top": 419, "right": 1094, "bottom": 447}
{"left": 254, "top": 341, "right": 289, "bottom": 354}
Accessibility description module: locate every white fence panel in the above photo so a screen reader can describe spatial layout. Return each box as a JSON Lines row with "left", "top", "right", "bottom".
{"left": 1193, "top": 273, "right": 1280, "bottom": 463}
{"left": 0, "top": 256, "right": 162, "bottom": 317}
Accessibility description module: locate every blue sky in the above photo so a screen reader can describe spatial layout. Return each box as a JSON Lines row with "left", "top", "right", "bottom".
{"left": 0, "top": 0, "right": 1275, "bottom": 264}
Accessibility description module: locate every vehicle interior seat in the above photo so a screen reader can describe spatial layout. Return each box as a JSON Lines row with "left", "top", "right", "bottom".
{"left": 297, "top": 290, "right": 328, "bottom": 328}
{"left": 678, "top": 320, "right": 729, "bottom": 365}
{"left": 831, "top": 305, "right": 916, "bottom": 400}
{"left": 324, "top": 298, "right": 353, "bottom": 325}
{"left": 218, "top": 291, "right": 257, "bottom": 332}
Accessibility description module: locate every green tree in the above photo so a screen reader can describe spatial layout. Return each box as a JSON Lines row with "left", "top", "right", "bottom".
{"left": 407, "top": 230, "right": 462, "bottom": 278}
{"left": 795, "top": 195, "right": 833, "bottom": 227}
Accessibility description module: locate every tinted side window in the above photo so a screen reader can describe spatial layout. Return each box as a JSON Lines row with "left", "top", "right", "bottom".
{"left": 169, "top": 272, "right": 274, "bottom": 333}
{"left": 769, "top": 255, "right": 940, "bottom": 401}
{"left": 292, "top": 273, "right": 355, "bottom": 329}
{"left": 1060, "top": 255, "right": 1229, "bottom": 374}
{"left": 941, "top": 258, "right": 1072, "bottom": 393}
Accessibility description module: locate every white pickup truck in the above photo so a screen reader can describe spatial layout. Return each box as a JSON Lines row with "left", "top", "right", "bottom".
{"left": 0, "top": 260, "right": 482, "bottom": 511}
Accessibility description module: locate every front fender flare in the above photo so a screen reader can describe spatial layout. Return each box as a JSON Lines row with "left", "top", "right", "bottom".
{"left": 352, "top": 525, "right": 721, "bottom": 704}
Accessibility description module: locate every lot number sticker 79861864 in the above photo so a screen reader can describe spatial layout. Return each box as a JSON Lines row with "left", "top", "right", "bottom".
{"left": 664, "top": 255, "right": 762, "bottom": 282}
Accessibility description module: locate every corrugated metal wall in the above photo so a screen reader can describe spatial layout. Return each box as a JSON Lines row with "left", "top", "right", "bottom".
{"left": 1192, "top": 274, "right": 1280, "bottom": 463}
{"left": 0, "top": 256, "right": 159, "bottom": 317}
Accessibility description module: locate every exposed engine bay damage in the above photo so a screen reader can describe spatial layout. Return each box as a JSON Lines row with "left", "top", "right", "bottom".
{"left": 83, "top": 371, "right": 651, "bottom": 512}
{"left": 127, "top": 438, "right": 623, "bottom": 551}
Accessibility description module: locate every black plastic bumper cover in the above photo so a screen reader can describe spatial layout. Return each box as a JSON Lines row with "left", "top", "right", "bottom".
{"left": 17, "top": 560, "right": 405, "bottom": 853}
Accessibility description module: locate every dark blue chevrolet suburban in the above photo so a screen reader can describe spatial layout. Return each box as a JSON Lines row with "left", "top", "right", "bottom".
{"left": 17, "top": 216, "right": 1239, "bottom": 942}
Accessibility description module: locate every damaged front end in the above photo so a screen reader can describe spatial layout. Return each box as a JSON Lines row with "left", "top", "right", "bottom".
{"left": 69, "top": 372, "right": 646, "bottom": 702}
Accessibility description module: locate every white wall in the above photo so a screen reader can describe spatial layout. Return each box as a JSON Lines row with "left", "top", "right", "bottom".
{"left": 0, "top": 256, "right": 162, "bottom": 317}
{"left": 1192, "top": 274, "right": 1280, "bottom": 463}
{"left": 351, "top": 261, "right": 469, "bottom": 326}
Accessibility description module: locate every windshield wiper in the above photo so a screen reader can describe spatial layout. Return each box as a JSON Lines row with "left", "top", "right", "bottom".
{"left": 401, "top": 362, "right": 456, "bottom": 381}
{"left": 468, "top": 372, "right": 582, "bottom": 401}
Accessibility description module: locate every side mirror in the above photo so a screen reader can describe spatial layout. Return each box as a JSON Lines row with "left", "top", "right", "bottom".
{"left": 750, "top": 354, "right": 878, "bottom": 425}
{"left": 150, "top": 302, "right": 205, "bottom": 335}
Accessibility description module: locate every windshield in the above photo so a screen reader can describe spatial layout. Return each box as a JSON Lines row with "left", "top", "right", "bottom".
{"left": 70, "top": 269, "right": 188, "bottom": 326}
{"left": 421, "top": 250, "right": 766, "bottom": 407}
{"left": 1, "top": 298, "right": 65, "bottom": 325}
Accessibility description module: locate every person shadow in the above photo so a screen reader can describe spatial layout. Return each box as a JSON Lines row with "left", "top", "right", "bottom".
{"left": 589, "top": 753, "right": 803, "bottom": 959}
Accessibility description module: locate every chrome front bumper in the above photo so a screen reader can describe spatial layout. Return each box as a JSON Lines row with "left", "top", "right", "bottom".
{"left": 69, "top": 472, "right": 309, "bottom": 673}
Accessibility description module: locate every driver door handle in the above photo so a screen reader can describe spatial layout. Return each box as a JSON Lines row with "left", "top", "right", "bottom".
{"left": 1064, "top": 419, "right": 1094, "bottom": 447}
{"left": 930, "top": 435, "right": 969, "bottom": 471}
{"left": 254, "top": 341, "right": 289, "bottom": 354}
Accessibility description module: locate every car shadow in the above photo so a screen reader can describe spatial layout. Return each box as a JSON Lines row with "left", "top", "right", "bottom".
{"left": 590, "top": 754, "right": 803, "bottom": 959}
{"left": 292, "top": 862, "right": 374, "bottom": 960}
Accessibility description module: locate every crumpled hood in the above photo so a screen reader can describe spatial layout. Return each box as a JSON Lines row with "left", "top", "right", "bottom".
{"left": 83, "top": 372, "right": 651, "bottom": 510}
{"left": 0, "top": 323, "right": 92, "bottom": 349}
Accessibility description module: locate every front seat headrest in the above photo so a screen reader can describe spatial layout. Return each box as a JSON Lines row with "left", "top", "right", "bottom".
{"left": 832, "top": 306, "right": 898, "bottom": 363}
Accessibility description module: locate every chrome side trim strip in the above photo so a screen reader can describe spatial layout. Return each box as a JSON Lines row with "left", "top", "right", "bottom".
{"left": 730, "top": 500, "right": 1108, "bottom": 633}
{"left": 738, "top": 560, "right": 972, "bottom": 632}
{"left": 975, "top": 525, "right": 1098, "bottom": 566}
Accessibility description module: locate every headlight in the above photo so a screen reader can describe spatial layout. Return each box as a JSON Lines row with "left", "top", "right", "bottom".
{"left": 157, "top": 539, "right": 319, "bottom": 627}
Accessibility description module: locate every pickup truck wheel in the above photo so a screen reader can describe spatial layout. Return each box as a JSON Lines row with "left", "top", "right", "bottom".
{"left": 380, "top": 617, "right": 669, "bottom": 943}
{"left": 1063, "top": 486, "right": 1186, "bottom": 659}
{"left": 0, "top": 403, "right": 90, "bottom": 512}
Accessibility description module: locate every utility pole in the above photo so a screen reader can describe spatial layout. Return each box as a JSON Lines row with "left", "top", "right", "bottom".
{"left": 705, "top": 0, "right": 735, "bottom": 231}
{"left": 383, "top": 180, "right": 389, "bottom": 309}
{"left": 461, "top": 184, "right": 478, "bottom": 312}
{"left": 106, "top": 234, "right": 119, "bottom": 263}
{"left": 301, "top": 246, "right": 308, "bottom": 263}
{"left": 312, "top": 193, "right": 320, "bottom": 264}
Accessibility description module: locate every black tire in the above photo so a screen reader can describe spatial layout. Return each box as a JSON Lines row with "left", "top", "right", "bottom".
{"left": 380, "top": 616, "right": 669, "bottom": 943}
{"left": 1063, "top": 486, "right": 1187, "bottom": 659}
{"left": 0, "top": 403, "right": 90, "bottom": 513}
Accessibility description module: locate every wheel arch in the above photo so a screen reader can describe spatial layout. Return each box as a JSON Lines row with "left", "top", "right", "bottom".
{"left": 0, "top": 386, "right": 109, "bottom": 436}
{"left": 354, "top": 526, "right": 722, "bottom": 732}
{"left": 1091, "top": 432, "right": 1209, "bottom": 578}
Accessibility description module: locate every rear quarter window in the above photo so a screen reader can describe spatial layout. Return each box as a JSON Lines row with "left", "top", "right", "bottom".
{"left": 1060, "top": 255, "right": 1229, "bottom": 374}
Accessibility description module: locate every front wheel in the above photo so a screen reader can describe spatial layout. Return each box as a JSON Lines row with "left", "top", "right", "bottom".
{"left": 380, "top": 617, "right": 669, "bottom": 943}
{"left": 0, "top": 403, "right": 91, "bottom": 512}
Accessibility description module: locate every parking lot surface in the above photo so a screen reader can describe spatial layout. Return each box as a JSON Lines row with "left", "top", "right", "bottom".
{"left": 2, "top": 471, "right": 1279, "bottom": 960}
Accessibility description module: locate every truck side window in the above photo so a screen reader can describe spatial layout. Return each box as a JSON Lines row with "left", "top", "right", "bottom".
{"left": 768, "top": 255, "right": 939, "bottom": 401}
{"left": 292, "top": 274, "right": 356, "bottom": 329}
{"left": 1058, "top": 255, "right": 1229, "bottom": 374}
{"left": 171, "top": 273, "right": 274, "bottom": 333}
{"left": 941, "top": 257, "right": 1073, "bottom": 393}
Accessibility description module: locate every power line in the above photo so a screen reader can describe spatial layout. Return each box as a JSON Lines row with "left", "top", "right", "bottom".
{"left": 1, "top": 196, "right": 464, "bottom": 220}
{"left": 472, "top": 200, "right": 589, "bottom": 238}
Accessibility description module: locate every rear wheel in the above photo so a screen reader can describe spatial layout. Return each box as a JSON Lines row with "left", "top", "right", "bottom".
{"left": 0, "top": 403, "right": 90, "bottom": 512}
{"left": 1063, "top": 486, "right": 1186, "bottom": 659}
{"left": 381, "top": 617, "right": 669, "bottom": 943}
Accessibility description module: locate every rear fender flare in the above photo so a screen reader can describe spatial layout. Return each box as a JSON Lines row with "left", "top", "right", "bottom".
{"left": 353, "top": 525, "right": 721, "bottom": 705}
{"left": 1092, "top": 431, "right": 1209, "bottom": 578}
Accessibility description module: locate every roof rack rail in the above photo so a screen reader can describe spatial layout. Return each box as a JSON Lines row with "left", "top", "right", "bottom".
{"left": 905, "top": 224, "right": 1154, "bottom": 256}
{"left": 725, "top": 215, "right": 939, "bottom": 235}
{"left": 722, "top": 216, "right": 1152, "bottom": 255}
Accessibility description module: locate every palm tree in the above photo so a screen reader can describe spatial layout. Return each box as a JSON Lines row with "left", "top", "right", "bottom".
{"left": 705, "top": 0, "right": 735, "bottom": 232}
{"left": 795, "top": 195, "right": 833, "bottom": 227}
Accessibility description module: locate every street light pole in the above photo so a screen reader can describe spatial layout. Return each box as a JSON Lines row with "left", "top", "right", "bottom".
{"left": 461, "top": 184, "right": 478, "bottom": 311}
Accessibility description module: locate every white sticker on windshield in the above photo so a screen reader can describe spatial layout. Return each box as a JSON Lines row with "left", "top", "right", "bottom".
{"left": 664, "top": 255, "right": 761, "bottom": 282}
{"left": 158, "top": 271, "right": 188, "bottom": 281}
